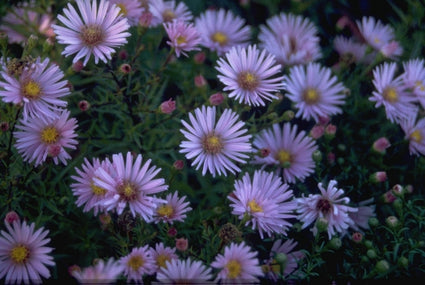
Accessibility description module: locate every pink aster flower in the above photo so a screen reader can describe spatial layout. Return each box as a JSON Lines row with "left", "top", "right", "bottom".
{"left": 71, "top": 258, "right": 124, "bottom": 284}
{"left": 153, "top": 191, "right": 192, "bottom": 224}
{"left": 149, "top": 242, "right": 178, "bottom": 273}
{"left": 194, "top": 8, "right": 251, "bottom": 55}
{"left": 258, "top": 12, "right": 321, "bottom": 66}
{"left": 52, "top": 0, "right": 131, "bottom": 66}
{"left": 264, "top": 239, "right": 304, "bottom": 280}
{"left": 157, "top": 258, "right": 212, "bottom": 283}
{"left": 333, "top": 36, "right": 369, "bottom": 64}
{"left": 179, "top": 106, "right": 252, "bottom": 177}
{"left": 216, "top": 45, "right": 285, "bottom": 106}
{"left": 110, "top": 0, "right": 144, "bottom": 26}
{"left": 252, "top": 123, "right": 318, "bottom": 184}
{"left": 297, "top": 180, "right": 358, "bottom": 239}
{"left": 402, "top": 58, "right": 425, "bottom": 109}
{"left": 163, "top": 19, "right": 201, "bottom": 57}
{"left": 148, "top": 0, "right": 192, "bottom": 27}
{"left": 120, "top": 245, "right": 155, "bottom": 283}
{"left": 13, "top": 110, "right": 78, "bottom": 166}
{"left": 370, "top": 62, "right": 417, "bottom": 123}
{"left": 228, "top": 170, "right": 297, "bottom": 239}
{"left": 0, "top": 57, "right": 70, "bottom": 121}
{"left": 400, "top": 111, "right": 425, "bottom": 156}
{"left": 211, "top": 242, "right": 263, "bottom": 283}
{"left": 0, "top": 220, "right": 55, "bottom": 284}
{"left": 283, "top": 62, "right": 346, "bottom": 122}
{"left": 92, "top": 151, "right": 168, "bottom": 220}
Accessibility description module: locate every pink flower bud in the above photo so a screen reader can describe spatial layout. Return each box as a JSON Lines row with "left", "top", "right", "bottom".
{"left": 175, "top": 237, "right": 188, "bottom": 251}
{"left": 160, "top": 98, "right": 176, "bottom": 114}
{"left": 78, "top": 100, "right": 90, "bottom": 111}
{"left": 72, "top": 60, "right": 84, "bottom": 72}
{"left": 194, "top": 74, "right": 207, "bottom": 87}
{"left": 310, "top": 125, "right": 325, "bottom": 139}
{"left": 119, "top": 63, "right": 131, "bottom": 74}
{"left": 209, "top": 92, "right": 224, "bottom": 105}
{"left": 173, "top": 160, "right": 184, "bottom": 170}
{"left": 139, "top": 11, "right": 153, "bottom": 27}
{"left": 193, "top": 52, "right": 206, "bottom": 64}
{"left": 325, "top": 124, "right": 337, "bottom": 136}
{"left": 167, "top": 227, "right": 177, "bottom": 237}
{"left": 327, "top": 152, "right": 336, "bottom": 164}
{"left": 382, "top": 190, "right": 397, "bottom": 203}
{"left": 372, "top": 137, "right": 390, "bottom": 154}
{"left": 0, "top": 121, "right": 9, "bottom": 132}
{"left": 318, "top": 116, "right": 330, "bottom": 125}
{"left": 119, "top": 50, "right": 128, "bottom": 60}
{"left": 352, "top": 232, "right": 363, "bottom": 243}
{"left": 370, "top": 171, "right": 387, "bottom": 183}
{"left": 48, "top": 145, "right": 61, "bottom": 157}
{"left": 5, "top": 211, "right": 20, "bottom": 224}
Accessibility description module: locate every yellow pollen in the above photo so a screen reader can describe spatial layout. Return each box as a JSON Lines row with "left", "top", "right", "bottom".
{"left": 90, "top": 181, "right": 107, "bottom": 196}
{"left": 157, "top": 254, "right": 171, "bottom": 268}
{"left": 226, "top": 260, "right": 242, "bottom": 279}
{"left": 23, "top": 80, "right": 41, "bottom": 99}
{"left": 383, "top": 87, "right": 398, "bottom": 103}
{"left": 162, "top": 10, "right": 175, "bottom": 22}
{"left": 41, "top": 127, "right": 59, "bottom": 144}
{"left": 203, "top": 134, "right": 223, "bottom": 154}
{"left": 212, "top": 32, "right": 228, "bottom": 45}
{"left": 157, "top": 204, "right": 174, "bottom": 217}
{"left": 10, "top": 245, "right": 29, "bottom": 263}
{"left": 127, "top": 255, "right": 144, "bottom": 271}
{"left": 237, "top": 72, "right": 259, "bottom": 91}
{"left": 415, "top": 81, "right": 425, "bottom": 92}
{"left": 303, "top": 88, "right": 320, "bottom": 104}
{"left": 410, "top": 130, "right": 422, "bottom": 143}
{"left": 374, "top": 37, "right": 380, "bottom": 44}
{"left": 276, "top": 150, "right": 291, "bottom": 167}
{"left": 119, "top": 182, "right": 137, "bottom": 201}
{"left": 176, "top": 36, "right": 187, "bottom": 45}
{"left": 270, "top": 259, "right": 281, "bottom": 273}
{"left": 81, "top": 25, "right": 104, "bottom": 46}
{"left": 116, "top": 3, "right": 127, "bottom": 16}
{"left": 248, "top": 199, "right": 263, "bottom": 213}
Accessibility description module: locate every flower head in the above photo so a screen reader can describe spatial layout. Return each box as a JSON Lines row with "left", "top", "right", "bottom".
{"left": 149, "top": 242, "right": 178, "bottom": 273}
{"left": 264, "top": 239, "right": 304, "bottom": 280}
{"left": 53, "top": 0, "right": 131, "bottom": 65}
{"left": 0, "top": 220, "right": 55, "bottom": 284}
{"left": 402, "top": 58, "right": 425, "bottom": 109}
{"left": 216, "top": 45, "right": 285, "bottom": 106}
{"left": 179, "top": 106, "right": 252, "bottom": 177}
{"left": 164, "top": 19, "right": 201, "bottom": 57}
{"left": 120, "top": 245, "right": 155, "bottom": 283}
{"left": 110, "top": 0, "right": 144, "bottom": 26}
{"left": 71, "top": 258, "right": 124, "bottom": 284}
{"left": 148, "top": 0, "right": 192, "bottom": 27}
{"left": 153, "top": 191, "right": 192, "bottom": 224}
{"left": 157, "top": 258, "right": 212, "bottom": 283}
{"left": 349, "top": 198, "right": 376, "bottom": 232}
{"left": 333, "top": 36, "right": 369, "bottom": 64}
{"left": 400, "top": 111, "right": 425, "bottom": 156}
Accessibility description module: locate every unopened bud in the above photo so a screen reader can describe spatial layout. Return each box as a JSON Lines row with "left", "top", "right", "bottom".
{"left": 375, "top": 260, "right": 390, "bottom": 274}
{"left": 324, "top": 124, "right": 337, "bottom": 138}
{"left": 367, "top": 249, "right": 377, "bottom": 259}
{"left": 119, "top": 63, "right": 132, "bottom": 74}
{"left": 391, "top": 184, "right": 405, "bottom": 197}
{"left": 119, "top": 50, "right": 128, "bottom": 60}
{"left": 315, "top": 217, "right": 328, "bottom": 233}
{"left": 352, "top": 232, "right": 363, "bottom": 243}
{"left": 0, "top": 121, "right": 9, "bottom": 132}
{"left": 193, "top": 52, "right": 206, "bottom": 64}
{"left": 160, "top": 98, "right": 176, "bottom": 114}
{"left": 382, "top": 190, "right": 397, "bottom": 203}
{"left": 209, "top": 92, "right": 224, "bottom": 105}
{"left": 139, "top": 11, "right": 153, "bottom": 27}
{"left": 175, "top": 238, "right": 188, "bottom": 251}
{"left": 310, "top": 125, "right": 324, "bottom": 139}
{"left": 78, "top": 100, "right": 90, "bottom": 111}
{"left": 369, "top": 171, "right": 387, "bottom": 183}
{"left": 282, "top": 110, "right": 294, "bottom": 121}
{"left": 167, "top": 227, "right": 177, "bottom": 237}
{"left": 259, "top": 148, "right": 270, "bottom": 158}
{"left": 328, "top": 237, "right": 342, "bottom": 250}
{"left": 173, "top": 160, "right": 184, "bottom": 170}
{"left": 5, "top": 211, "right": 20, "bottom": 224}
{"left": 312, "top": 150, "right": 322, "bottom": 162}
{"left": 372, "top": 137, "right": 390, "bottom": 154}
{"left": 398, "top": 256, "right": 408, "bottom": 269}
{"left": 368, "top": 217, "right": 379, "bottom": 228}
{"left": 194, "top": 74, "right": 207, "bottom": 87}
{"left": 364, "top": 240, "right": 373, "bottom": 249}
{"left": 386, "top": 215, "right": 400, "bottom": 229}
{"left": 72, "top": 60, "right": 84, "bottom": 72}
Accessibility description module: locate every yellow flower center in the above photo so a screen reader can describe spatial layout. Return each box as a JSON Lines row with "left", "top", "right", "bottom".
{"left": 276, "top": 150, "right": 292, "bottom": 168}
{"left": 41, "top": 126, "right": 59, "bottom": 144}
{"left": 237, "top": 72, "right": 259, "bottom": 91}
{"left": 415, "top": 80, "right": 425, "bottom": 92}
{"left": 127, "top": 255, "right": 144, "bottom": 271}
{"left": 81, "top": 25, "right": 104, "bottom": 47}
{"left": 10, "top": 245, "right": 29, "bottom": 263}
{"left": 162, "top": 10, "right": 175, "bottom": 22}
{"left": 303, "top": 88, "right": 320, "bottom": 104}
{"left": 212, "top": 32, "right": 228, "bottom": 45}
{"left": 383, "top": 87, "right": 398, "bottom": 103}
{"left": 226, "top": 260, "right": 242, "bottom": 279}
{"left": 157, "top": 204, "right": 174, "bottom": 217}
{"left": 248, "top": 199, "right": 263, "bottom": 213}
{"left": 202, "top": 134, "right": 223, "bottom": 154}
{"left": 176, "top": 36, "right": 187, "bottom": 45}
{"left": 23, "top": 80, "right": 41, "bottom": 99}
{"left": 90, "top": 181, "right": 107, "bottom": 196}
{"left": 270, "top": 259, "right": 281, "bottom": 273}
{"left": 118, "top": 182, "right": 137, "bottom": 201}
{"left": 410, "top": 130, "right": 422, "bottom": 142}
{"left": 116, "top": 3, "right": 127, "bottom": 16}
{"left": 374, "top": 37, "right": 380, "bottom": 44}
{"left": 157, "top": 254, "right": 171, "bottom": 268}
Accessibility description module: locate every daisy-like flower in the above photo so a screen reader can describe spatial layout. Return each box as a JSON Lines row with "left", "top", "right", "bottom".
{"left": 0, "top": 57, "right": 70, "bottom": 121}
{"left": 402, "top": 58, "right": 425, "bottom": 109}
{"left": 348, "top": 198, "right": 376, "bottom": 232}
{"left": 157, "top": 258, "right": 212, "bottom": 283}
{"left": 252, "top": 123, "right": 318, "bottom": 184}
{"left": 228, "top": 170, "right": 297, "bottom": 239}
{"left": 400, "top": 111, "right": 425, "bottom": 156}
{"left": 211, "top": 241, "right": 263, "bottom": 283}
{"left": 258, "top": 12, "right": 321, "bottom": 66}
{"left": 120, "top": 245, "right": 155, "bottom": 283}
{"left": 283, "top": 62, "right": 346, "bottom": 122}
{"left": 194, "top": 8, "right": 251, "bottom": 55}
{"left": 52, "top": 0, "right": 131, "bottom": 66}
{"left": 153, "top": 191, "right": 192, "bottom": 224}
{"left": 333, "top": 36, "right": 369, "bottom": 64}
{"left": 149, "top": 242, "right": 178, "bottom": 273}
{"left": 163, "top": 20, "right": 201, "bottom": 57}
{"left": 71, "top": 258, "right": 124, "bottom": 284}
{"left": 216, "top": 45, "right": 285, "bottom": 106}
{"left": 14, "top": 110, "right": 78, "bottom": 166}
{"left": 297, "top": 180, "right": 358, "bottom": 239}
{"left": 179, "top": 106, "right": 252, "bottom": 177}
{"left": 0, "top": 220, "right": 55, "bottom": 284}
{"left": 110, "top": 0, "right": 144, "bottom": 26}
{"left": 148, "top": 0, "right": 192, "bottom": 27}
{"left": 370, "top": 62, "right": 417, "bottom": 123}
{"left": 70, "top": 157, "right": 113, "bottom": 215}
{"left": 264, "top": 239, "right": 304, "bottom": 280}
{"left": 93, "top": 151, "right": 168, "bottom": 220}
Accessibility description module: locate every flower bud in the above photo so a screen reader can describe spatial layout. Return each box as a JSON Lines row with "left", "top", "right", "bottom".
{"left": 327, "top": 152, "right": 336, "bottom": 164}
{"left": 382, "top": 190, "right": 396, "bottom": 203}
{"left": 175, "top": 238, "right": 188, "bottom": 251}
{"left": 315, "top": 217, "right": 329, "bottom": 233}
{"left": 386, "top": 215, "right": 400, "bottom": 229}
{"left": 209, "top": 92, "right": 224, "bottom": 105}
{"left": 391, "top": 184, "right": 405, "bottom": 197}
{"left": 139, "top": 11, "right": 153, "bottom": 27}
{"left": 364, "top": 240, "right": 373, "bottom": 249}
{"left": 375, "top": 260, "right": 390, "bottom": 274}
{"left": 160, "top": 98, "right": 176, "bottom": 114}
{"left": 119, "top": 63, "right": 132, "bottom": 74}
{"left": 5, "top": 211, "right": 20, "bottom": 224}
{"left": 193, "top": 52, "right": 206, "bottom": 64}
{"left": 72, "top": 60, "right": 84, "bottom": 72}
{"left": 328, "top": 237, "right": 342, "bottom": 250}
{"left": 324, "top": 124, "right": 337, "bottom": 138}
{"left": 369, "top": 171, "right": 387, "bottom": 183}
{"left": 78, "top": 100, "right": 90, "bottom": 111}
{"left": 99, "top": 213, "right": 111, "bottom": 229}
{"left": 318, "top": 116, "right": 330, "bottom": 125}
{"left": 274, "top": 253, "right": 287, "bottom": 275}
{"left": 119, "top": 50, "right": 128, "bottom": 60}
{"left": 398, "top": 256, "right": 408, "bottom": 269}
{"left": 372, "top": 137, "right": 390, "bottom": 154}
{"left": 367, "top": 249, "right": 377, "bottom": 259}
{"left": 173, "top": 160, "right": 184, "bottom": 170}
{"left": 351, "top": 232, "right": 363, "bottom": 243}
{"left": 167, "top": 227, "right": 177, "bottom": 237}
{"left": 0, "top": 121, "right": 9, "bottom": 132}
{"left": 312, "top": 150, "right": 322, "bottom": 162}
{"left": 309, "top": 125, "right": 324, "bottom": 139}
{"left": 194, "top": 74, "right": 207, "bottom": 87}
{"left": 259, "top": 148, "right": 270, "bottom": 158}
{"left": 368, "top": 217, "right": 379, "bottom": 228}
{"left": 282, "top": 110, "right": 294, "bottom": 121}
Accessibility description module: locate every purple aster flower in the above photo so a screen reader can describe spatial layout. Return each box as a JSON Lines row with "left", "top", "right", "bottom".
{"left": 297, "top": 180, "right": 358, "bottom": 239}
{"left": 349, "top": 198, "right": 376, "bottom": 232}
{"left": 110, "top": 0, "right": 144, "bottom": 26}
{"left": 228, "top": 170, "right": 297, "bottom": 239}
{"left": 400, "top": 111, "right": 425, "bottom": 156}
{"left": 163, "top": 19, "right": 201, "bottom": 57}
{"left": 258, "top": 13, "right": 321, "bottom": 66}
{"left": 149, "top": 242, "right": 178, "bottom": 273}
{"left": 0, "top": 220, "right": 55, "bottom": 284}
{"left": 216, "top": 45, "right": 285, "bottom": 106}
{"left": 179, "top": 106, "right": 252, "bottom": 177}
{"left": 264, "top": 239, "right": 304, "bottom": 280}
{"left": 402, "top": 58, "right": 425, "bottom": 109}
{"left": 120, "top": 245, "right": 155, "bottom": 283}
{"left": 333, "top": 36, "right": 369, "bottom": 64}
{"left": 0, "top": 57, "right": 70, "bottom": 121}
{"left": 148, "top": 0, "right": 192, "bottom": 27}
{"left": 283, "top": 62, "right": 346, "bottom": 122}
{"left": 370, "top": 62, "right": 417, "bottom": 123}
{"left": 153, "top": 191, "right": 192, "bottom": 224}
{"left": 93, "top": 151, "right": 168, "bottom": 220}
{"left": 194, "top": 8, "right": 251, "bottom": 55}
{"left": 52, "top": 0, "right": 131, "bottom": 66}
{"left": 71, "top": 258, "right": 124, "bottom": 284}
{"left": 211, "top": 241, "right": 263, "bottom": 283}
{"left": 14, "top": 110, "right": 78, "bottom": 166}
{"left": 157, "top": 258, "right": 212, "bottom": 283}
{"left": 252, "top": 123, "right": 318, "bottom": 184}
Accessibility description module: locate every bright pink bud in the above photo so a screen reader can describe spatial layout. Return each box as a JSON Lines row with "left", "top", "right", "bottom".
{"left": 372, "top": 137, "right": 390, "bottom": 154}
{"left": 78, "top": 100, "right": 90, "bottom": 111}
{"left": 160, "top": 98, "right": 176, "bottom": 114}
{"left": 72, "top": 60, "right": 84, "bottom": 72}
{"left": 310, "top": 125, "right": 325, "bottom": 139}
{"left": 370, "top": 171, "right": 387, "bottom": 183}
{"left": 5, "top": 211, "right": 19, "bottom": 224}
{"left": 168, "top": 227, "right": 177, "bottom": 237}
{"left": 325, "top": 124, "right": 337, "bottom": 136}
{"left": 193, "top": 52, "right": 206, "bottom": 64}
{"left": 318, "top": 116, "right": 330, "bottom": 125}
{"left": 194, "top": 74, "right": 207, "bottom": 87}
{"left": 209, "top": 92, "right": 224, "bottom": 105}
{"left": 175, "top": 237, "right": 188, "bottom": 251}
{"left": 173, "top": 160, "right": 184, "bottom": 170}
{"left": 352, "top": 232, "right": 363, "bottom": 243}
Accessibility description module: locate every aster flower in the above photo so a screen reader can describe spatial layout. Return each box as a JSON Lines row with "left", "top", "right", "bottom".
{"left": 283, "top": 62, "right": 347, "bottom": 122}
{"left": 71, "top": 258, "right": 124, "bottom": 284}
{"left": 258, "top": 12, "right": 321, "bottom": 66}
{"left": 149, "top": 242, "right": 178, "bottom": 273}
{"left": 370, "top": 62, "right": 417, "bottom": 123}
{"left": 264, "top": 239, "right": 304, "bottom": 280}
{"left": 402, "top": 58, "right": 425, "bottom": 109}
{"left": 400, "top": 111, "right": 425, "bottom": 156}
{"left": 120, "top": 245, "right": 155, "bottom": 283}
{"left": 252, "top": 123, "right": 318, "bottom": 184}
{"left": 153, "top": 191, "right": 192, "bottom": 224}
{"left": 156, "top": 258, "right": 212, "bottom": 283}
{"left": 333, "top": 36, "right": 369, "bottom": 64}
{"left": 13, "top": 110, "right": 78, "bottom": 166}
{"left": 179, "top": 106, "right": 252, "bottom": 177}
{"left": 0, "top": 220, "right": 55, "bottom": 284}
{"left": 0, "top": 57, "right": 70, "bottom": 121}
{"left": 92, "top": 152, "right": 168, "bottom": 220}
{"left": 110, "top": 0, "right": 144, "bottom": 26}
{"left": 211, "top": 242, "right": 263, "bottom": 283}
{"left": 194, "top": 8, "right": 251, "bottom": 55}
{"left": 216, "top": 45, "right": 285, "bottom": 106}
{"left": 228, "top": 170, "right": 297, "bottom": 239}
{"left": 148, "top": 0, "right": 192, "bottom": 27}
{"left": 163, "top": 20, "right": 201, "bottom": 57}
{"left": 52, "top": 0, "right": 131, "bottom": 66}
{"left": 349, "top": 198, "right": 376, "bottom": 232}
{"left": 297, "top": 180, "right": 358, "bottom": 239}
